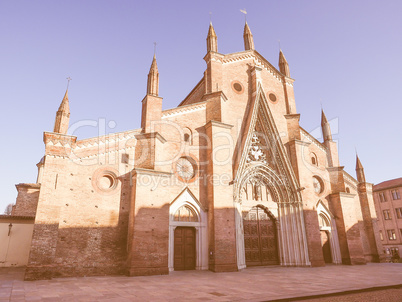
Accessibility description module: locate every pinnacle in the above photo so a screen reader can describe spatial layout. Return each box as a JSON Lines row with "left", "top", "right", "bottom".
{"left": 244, "top": 21, "right": 252, "bottom": 35}
{"left": 58, "top": 89, "right": 70, "bottom": 113}
{"left": 356, "top": 155, "right": 364, "bottom": 170}
{"left": 279, "top": 50, "right": 287, "bottom": 64}
{"left": 149, "top": 55, "right": 158, "bottom": 73}
{"left": 321, "top": 109, "right": 328, "bottom": 125}
{"left": 208, "top": 22, "right": 217, "bottom": 37}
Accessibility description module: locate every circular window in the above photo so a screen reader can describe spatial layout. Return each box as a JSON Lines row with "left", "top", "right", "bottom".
{"left": 92, "top": 168, "right": 119, "bottom": 194}
{"left": 268, "top": 93, "right": 277, "bottom": 103}
{"left": 175, "top": 157, "right": 197, "bottom": 182}
{"left": 231, "top": 81, "right": 244, "bottom": 94}
{"left": 313, "top": 176, "right": 324, "bottom": 195}
{"left": 98, "top": 175, "right": 113, "bottom": 190}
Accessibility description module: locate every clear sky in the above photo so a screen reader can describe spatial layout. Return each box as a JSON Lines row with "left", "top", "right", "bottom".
{"left": 0, "top": 0, "right": 401, "bottom": 213}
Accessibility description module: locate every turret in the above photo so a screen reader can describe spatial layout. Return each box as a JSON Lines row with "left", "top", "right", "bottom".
{"left": 53, "top": 89, "right": 70, "bottom": 134}
{"left": 147, "top": 55, "right": 159, "bottom": 96}
{"left": 321, "top": 110, "right": 339, "bottom": 167}
{"left": 321, "top": 109, "right": 332, "bottom": 141}
{"left": 206, "top": 22, "right": 218, "bottom": 53}
{"left": 279, "top": 50, "right": 290, "bottom": 77}
{"left": 243, "top": 22, "right": 254, "bottom": 50}
{"left": 356, "top": 155, "right": 366, "bottom": 183}
{"left": 141, "top": 55, "right": 163, "bottom": 133}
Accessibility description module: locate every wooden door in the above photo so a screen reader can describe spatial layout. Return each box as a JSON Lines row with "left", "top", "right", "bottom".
{"left": 174, "top": 227, "right": 196, "bottom": 270}
{"left": 244, "top": 206, "right": 278, "bottom": 266}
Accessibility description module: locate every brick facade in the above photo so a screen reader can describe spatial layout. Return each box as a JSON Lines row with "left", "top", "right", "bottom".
{"left": 13, "top": 22, "right": 384, "bottom": 280}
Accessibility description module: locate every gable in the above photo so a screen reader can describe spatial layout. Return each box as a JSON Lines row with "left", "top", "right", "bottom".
{"left": 233, "top": 82, "right": 302, "bottom": 202}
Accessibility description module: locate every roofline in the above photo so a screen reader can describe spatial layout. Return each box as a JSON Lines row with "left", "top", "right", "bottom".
{"left": 178, "top": 77, "right": 205, "bottom": 107}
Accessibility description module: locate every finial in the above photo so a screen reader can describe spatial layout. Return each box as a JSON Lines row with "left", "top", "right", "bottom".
{"left": 153, "top": 42, "right": 157, "bottom": 57}
{"left": 66, "top": 77, "right": 72, "bottom": 90}
{"left": 240, "top": 9, "right": 247, "bottom": 22}
{"left": 355, "top": 146, "right": 358, "bottom": 156}
{"left": 209, "top": 12, "right": 212, "bottom": 24}
{"left": 278, "top": 39, "right": 281, "bottom": 51}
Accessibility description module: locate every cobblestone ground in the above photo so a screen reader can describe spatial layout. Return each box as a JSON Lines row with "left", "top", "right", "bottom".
{"left": 0, "top": 263, "right": 401, "bottom": 301}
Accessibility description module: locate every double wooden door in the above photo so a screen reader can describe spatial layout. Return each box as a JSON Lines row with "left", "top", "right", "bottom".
{"left": 243, "top": 206, "right": 279, "bottom": 266}
{"left": 174, "top": 227, "right": 196, "bottom": 270}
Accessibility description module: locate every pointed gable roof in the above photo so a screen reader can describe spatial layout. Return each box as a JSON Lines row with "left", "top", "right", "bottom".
{"left": 233, "top": 82, "right": 302, "bottom": 202}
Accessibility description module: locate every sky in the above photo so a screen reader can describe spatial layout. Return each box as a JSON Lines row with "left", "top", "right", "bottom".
{"left": 0, "top": 0, "right": 401, "bottom": 213}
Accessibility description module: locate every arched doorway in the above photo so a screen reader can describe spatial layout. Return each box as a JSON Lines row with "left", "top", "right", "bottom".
{"left": 320, "top": 230, "right": 332, "bottom": 263}
{"left": 243, "top": 206, "right": 279, "bottom": 266}
{"left": 316, "top": 200, "right": 342, "bottom": 264}
{"left": 168, "top": 188, "right": 208, "bottom": 272}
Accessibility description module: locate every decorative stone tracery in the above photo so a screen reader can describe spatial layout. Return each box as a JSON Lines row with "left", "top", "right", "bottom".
{"left": 233, "top": 84, "right": 311, "bottom": 269}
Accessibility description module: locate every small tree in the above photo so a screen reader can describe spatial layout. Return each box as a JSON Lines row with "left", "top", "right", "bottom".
{"left": 4, "top": 203, "right": 14, "bottom": 215}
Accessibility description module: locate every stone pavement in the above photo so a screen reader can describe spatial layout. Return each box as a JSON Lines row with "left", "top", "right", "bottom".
{"left": 0, "top": 263, "right": 401, "bottom": 301}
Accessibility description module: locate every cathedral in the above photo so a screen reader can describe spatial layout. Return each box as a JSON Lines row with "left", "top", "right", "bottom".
{"left": 13, "top": 22, "right": 384, "bottom": 280}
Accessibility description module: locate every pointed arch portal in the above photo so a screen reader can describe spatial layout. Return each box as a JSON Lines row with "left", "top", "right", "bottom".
{"left": 168, "top": 188, "right": 208, "bottom": 271}
{"left": 233, "top": 83, "right": 311, "bottom": 269}
{"left": 316, "top": 200, "right": 342, "bottom": 264}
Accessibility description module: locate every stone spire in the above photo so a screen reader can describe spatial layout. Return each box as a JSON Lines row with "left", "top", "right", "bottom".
{"left": 53, "top": 89, "right": 70, "bottom": 134}
{"left": 279, "top": 50, "right": 290, "bottom": 77}
{"left": 147, "top": 55, "right": 159, "bottom": 96}
{"left": 321, "top": 109, "right": 332, "bottom": 141}
{"left": 206, "top": 22, "right": 218, "bottom": 53}
{"left": 356, "top": 155, "right": 366, "bottom": 183}
{"left": 243, "top": 22, "right": 255, "bottom": 50}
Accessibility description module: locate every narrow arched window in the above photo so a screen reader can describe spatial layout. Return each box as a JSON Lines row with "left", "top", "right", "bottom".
{"left": 311, "top": 153, "right": 318, "bottom": 166}
{"left": 183, "top": 127, "right": 193, "bottom": 145}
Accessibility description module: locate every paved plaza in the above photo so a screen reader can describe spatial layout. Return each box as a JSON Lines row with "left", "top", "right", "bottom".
{"left": 0, "top": 263, "right": 401, "bottom": 301}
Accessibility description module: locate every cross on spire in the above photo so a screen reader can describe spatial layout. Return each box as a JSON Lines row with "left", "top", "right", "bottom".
{"left": 66, "top": 77, "right": 72, "bottom": 89}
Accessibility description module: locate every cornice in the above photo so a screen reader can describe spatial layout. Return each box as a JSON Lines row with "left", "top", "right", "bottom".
{"left": 162, "top": 101, "right": 207, "bottom": 119}
{"left": 343, "top": 170, "right": 358, "bottom": 188}
{"left": 15, "top": 183, "right": 41, "bottom": 190}
{"left": 133, "top": 168, "right": 172, "bottom": 177}
{"left": 284, "top": 114, "right": 301, "bottom": 121}
{"left": 135, "top": 132, "right": 167, "bottom": 144}
{"left": 205, "top": 120, "right": 234, "bottom": 130}
{"left": 219, "top": 50, "right": 295, "bottom": 86}
{"left": 201, "top": 90, "right": 228, "bottom": 102}
{"left": 43, "top": 132, "right": 77, "bottom": 147}
{"left": 329, "top": 192, "right": 356, "bottom": 198}
{"left": 300, "top": 128, "right": 327, "bottom": 153}
{"left": 326, "top": 166, "right": 345, "bottom": 172}
{"left": 75, "top": 129, "right": 139, "bottom": 149}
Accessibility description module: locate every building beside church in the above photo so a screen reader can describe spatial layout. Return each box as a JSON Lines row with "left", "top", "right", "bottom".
{"left": 12, "top": 22, "right": 384, "bottom": 280}
{"left": 373, "top": 177, "right": 402, "bottom": 259}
